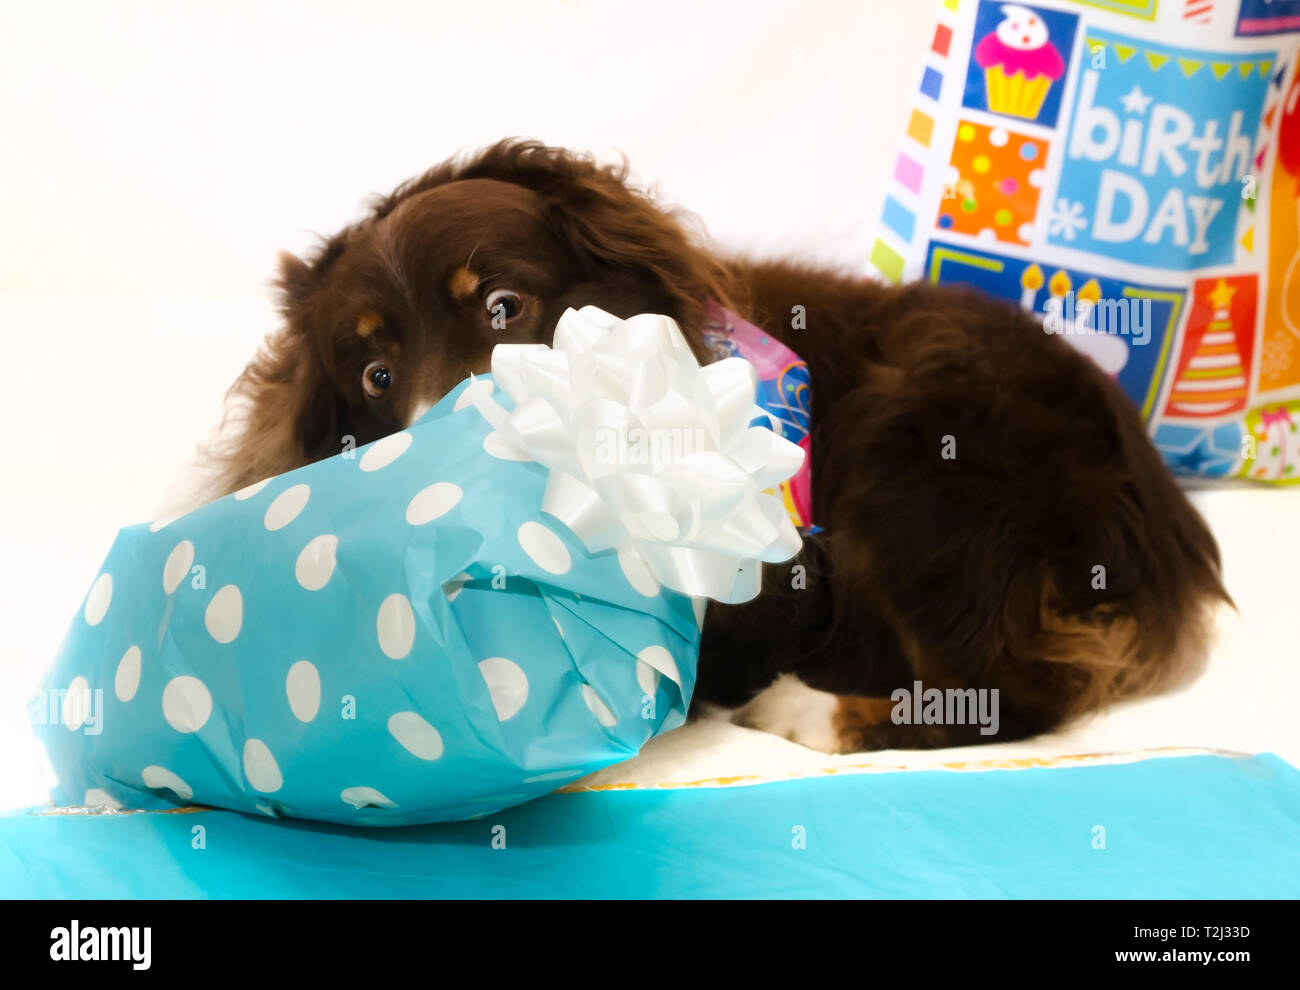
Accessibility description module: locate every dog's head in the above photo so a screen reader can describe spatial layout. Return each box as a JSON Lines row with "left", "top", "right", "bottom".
{"left": 214, "top": 140, "right": 736, "bottom": 493}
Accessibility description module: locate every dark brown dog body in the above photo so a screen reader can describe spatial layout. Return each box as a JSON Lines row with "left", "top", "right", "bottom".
{"left": 214, "top": 140, "right": 1227, "bottom": 752}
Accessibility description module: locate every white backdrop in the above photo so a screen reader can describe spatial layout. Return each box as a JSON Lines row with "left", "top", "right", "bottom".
{"left": 4, "top": 1, "right": 1296, "bottom": 812}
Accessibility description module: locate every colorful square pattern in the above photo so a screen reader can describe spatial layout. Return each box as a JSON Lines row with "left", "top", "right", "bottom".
{"left": 1052, "top": 28, "right": 1275, "bottom": 268}
{"left": 924, "top": 239, "right": 1184, "bottom": 419}
{"left": 962, "top": 0, "right": 1079, "bottom": 127}
{"left": 1237, "top": 0, "right": 1300, "bottom": 37}
{"left": 936, "top": 120, "right": 1048, "bottom": 245}
{"left": 872, "top": 0, "right": 1300, "bottom": 487}
{"left": 1259, "top": 70, "right": 1300, "bottom": 392}
{"left": 1162, "top": 276, "right": 1258, "bottom": 419}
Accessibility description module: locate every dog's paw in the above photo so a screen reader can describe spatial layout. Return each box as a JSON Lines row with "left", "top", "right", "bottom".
{"left": 731, "top": 674, "right": 845, "bottom": 753}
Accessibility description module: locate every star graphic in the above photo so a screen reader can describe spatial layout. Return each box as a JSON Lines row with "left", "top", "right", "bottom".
{"left": 1120, "top": 85, "right": 1153, "bottom": 115}
{"left": 1160, "top": 426, "right": 1240, "bottom": 478}
{"left": 1207, "top": 278, "right": 1238, "bottom": 310}
{"left": 1175, "top": 438, "right": 1214, "bottom": 473}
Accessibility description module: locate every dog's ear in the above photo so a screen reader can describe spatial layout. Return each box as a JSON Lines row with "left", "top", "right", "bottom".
{"left": 519, "top": 144, "right": 737, "bottom": 324}
{"left": 530, "top": 159, "right": 724, "bottom": 312}
{"left": 276, "top": 250, "right": 319, "bottom": 312}
{"left": 204, "top": 252, "right": 341, "bottom": 495}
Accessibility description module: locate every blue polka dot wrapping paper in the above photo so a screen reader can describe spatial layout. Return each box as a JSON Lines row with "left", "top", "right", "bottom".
{"left": 32, "top": 307, "right": 803, "bottom": 826}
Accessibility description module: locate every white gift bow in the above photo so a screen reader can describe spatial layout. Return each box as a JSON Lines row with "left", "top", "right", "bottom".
{"left": 470, "top": 306, "right": 805, "bottom": 604}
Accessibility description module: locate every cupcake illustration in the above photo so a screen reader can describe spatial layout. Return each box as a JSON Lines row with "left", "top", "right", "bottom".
{"left": 975, "top": 4, "right": 1065, "bottom": 120}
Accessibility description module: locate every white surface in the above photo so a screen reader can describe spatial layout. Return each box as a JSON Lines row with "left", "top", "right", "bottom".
{"left": 1, "top": 1, "right": 1296, "bottom": 811}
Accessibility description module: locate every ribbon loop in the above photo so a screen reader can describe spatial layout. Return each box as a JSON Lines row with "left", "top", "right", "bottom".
{"left": 480, "top": 306, "right": 805, "bottom": 604}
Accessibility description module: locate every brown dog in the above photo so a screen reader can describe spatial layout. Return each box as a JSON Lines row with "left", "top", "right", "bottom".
{"left": 211, "top": 139, "right": 1227, "bottom": 752}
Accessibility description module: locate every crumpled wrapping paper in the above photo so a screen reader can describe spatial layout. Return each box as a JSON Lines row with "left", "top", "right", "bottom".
{"left": 32, "top": 307, "right": 803, "bottom": 825}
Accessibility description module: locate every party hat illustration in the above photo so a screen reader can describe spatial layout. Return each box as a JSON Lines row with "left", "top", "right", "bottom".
{"left": 1167, "top": 279, "right": 1250, "bottom": 417}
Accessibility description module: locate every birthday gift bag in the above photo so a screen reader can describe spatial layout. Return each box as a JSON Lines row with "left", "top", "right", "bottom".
{"left": 32, "top": 307, "right": 803, "bottom": 826}
{"left": 869, "top": 0, "right": 1300, "bottom": 483}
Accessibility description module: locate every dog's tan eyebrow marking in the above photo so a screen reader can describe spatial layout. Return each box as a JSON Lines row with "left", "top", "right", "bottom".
{"left": 355, "top": 310, "right": 382, "bottom": 338}
{"left": 450, "top": 266, "right": 481, "bottom": 302}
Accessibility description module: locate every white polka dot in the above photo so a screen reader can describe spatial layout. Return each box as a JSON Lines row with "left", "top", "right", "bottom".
{"left": 162, "top": 675, "right": 212, "bottom": 733}
{"left": 1028, "top": 168, "right": 1045, "bottom": 188}
{"left": 149, "top": 514, "right": 180, "bottom": 532}
{"left": 517, "top": 521, "right": 571, "bottom": 574}
{"left": 581, "top": 683, "right": 617, "bottom": 727}
{"left": 989, "top": 127, "right": 1009, "bottom": 147}
{"left": 62, "top": 676, "right": 91, "bottom": 731}
{"left": 294, "top": 534, "right": 338, "bottom": 590}
{"left": 377, "top": 593, "right": 416, "bottom": 659}
{"left": 142, "top": 765, "right": 193, "bottom": 801}
{"left": 341, "top": 786, "right": 396, "bottom": 809}
{"left": 478, "top": 657, "right": 529, "bottom": 721}
{"left": 243, "top": 739, "right": 283, "bottom": 793}
{"left": 409, "top": 400, "right": 434, "bottom": 425}
{"left": 84, "top": 788, "right": 122, "bottom": 809}
{"left": 286, "top": 660, "right": 321, "bottom": 722}
{"left": 359, "top": 431, "right": 412, "bottom": 471}
{"left": 637, "top": 644, "right": 681, "bottom": 687}
{"left": 618, "top": 547, "right": 660, "bottom": 596}
{"left": 443, "top": 572, "right": 471, "bottom": 602}
{"left": 233, "top": 478, "right": 271, "bottom": 500}
{"left": 455, "top": 378, "right": 495, "bottom": 411}
{"left": 405, "top": 482, "right": 463, "bottom": 525}
{"left": 84, "top": 573, "right": 112, "bottom": 626}
{"left": 387, "top": 711, "right": 445, "bottom": 760}
{"left": 636, "top": 659, "right": 658, "bottom": 696}
{"left": 977, "top": 227, "right": 997, "bottom": 241}
{"left": 483, "top": 431, "right": 532, "bottom": 461}
{"left": 263, "top": 484, "right": 310, "bottom": 530}
{"left": 115, "top": 645, "right": 142, "bottom": 702}
{"left": 204, "top": 584, "right": 243, "bottom": 643}
{"left": 162, "top": 540, "right": 194, "bottom": 594}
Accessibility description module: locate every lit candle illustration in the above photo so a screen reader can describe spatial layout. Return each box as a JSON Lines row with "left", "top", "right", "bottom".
{"left": 1044, "top": 269, "right": 1072, "bottom": 332}
{"left": 1048, "top": 268, "right": 1072, "bottom": 300}
{"left": 1019, "top": 263, "right": 1044, "bottom": 312}
{"left": 1076, "top": 278, "right": 1101, "bottom": 332}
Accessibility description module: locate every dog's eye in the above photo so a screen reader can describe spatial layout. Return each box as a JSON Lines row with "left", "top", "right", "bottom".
{"left": 485, "top": 289, "right": 524, "bottom": 324}
{"left": 362, "top": 360, "right": 393, "bottom": 398}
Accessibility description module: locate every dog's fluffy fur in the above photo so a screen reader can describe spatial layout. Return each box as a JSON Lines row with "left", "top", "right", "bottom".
{"left": 211, "top": 139, "right": 1228, "bottom": 752}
